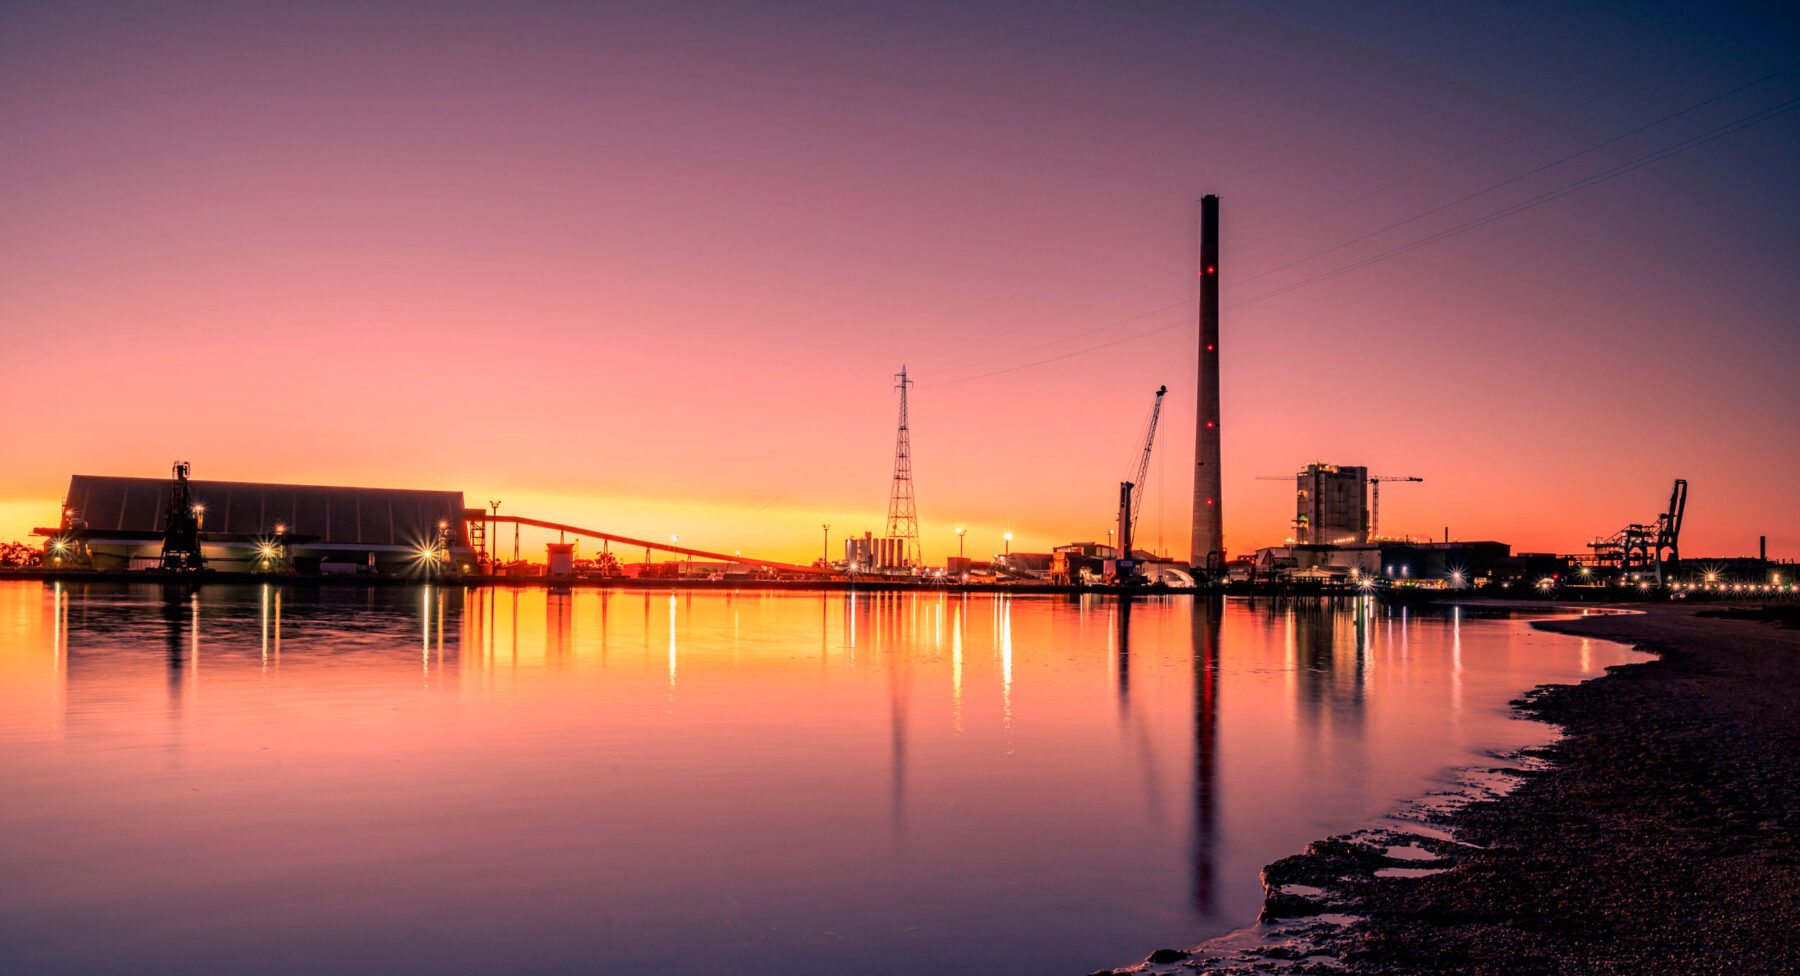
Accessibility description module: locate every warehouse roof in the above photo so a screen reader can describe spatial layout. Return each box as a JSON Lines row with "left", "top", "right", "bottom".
{"left": 62, "top": 475, "right": 467, "bottom": 547}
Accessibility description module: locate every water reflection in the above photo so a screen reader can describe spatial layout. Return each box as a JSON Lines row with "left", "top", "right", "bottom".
{"left": 1192, "top": 597, "right": 1220, "bottom": 917}
{"left": 0, "top": 583, "right": 1643, "bottom": 976}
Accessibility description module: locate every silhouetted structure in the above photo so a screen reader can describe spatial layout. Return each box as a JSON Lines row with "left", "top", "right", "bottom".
{"left": 158, "top": 462, "right": 205, "bottom": 571}
{"left": 1589, "top": 479, "right": 1687, "bottom": 582}
{"left": 885, "top": 366, "right": 922, "bottom": 569}
{"left": 1191, "top": 195, "right": 1224, "bottom": 576}
{"left": 53, "top": 472, "right": 472, "bottom": 572}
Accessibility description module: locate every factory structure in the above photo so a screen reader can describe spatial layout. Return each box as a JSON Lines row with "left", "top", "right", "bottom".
{"left": 1190, "top": 194, "right": 1225, "bottom": 578}
{"left": 44, "top": 467, "right": 475, "bottom": 574}
{"left": 23, "top": 194, "right": 1783, "bottom": 593}
{"left": 1293, "top": 463, "right": 1369, "bottom": 545}
{"left": 37, "top": 463, "right": 828, "bottom": 580}
{"left": 1251, "top": 462, "right": 1512, "bottom": 584}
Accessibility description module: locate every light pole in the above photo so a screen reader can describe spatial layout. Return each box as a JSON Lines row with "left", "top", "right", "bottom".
{"left": 822, "top": 524, "right": 831, "bottom": 564}
{"left": 1003, "top": 532, "right": 1012, "bottom": 557}
{"left": 956, "top": 527, "right": 965, "bottom": 558}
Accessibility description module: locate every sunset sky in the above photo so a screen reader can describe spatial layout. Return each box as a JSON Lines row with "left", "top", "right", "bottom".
{"left": 4, "top": 0, "right": 1797, "bottom": 564}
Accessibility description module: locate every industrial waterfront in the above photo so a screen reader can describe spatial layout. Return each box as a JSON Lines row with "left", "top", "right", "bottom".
{"left": 10, "top": 192, "right": 1789, "bottom": 596}
{"left": 0, "top": 582, "right": 1642, "bottom": 975}
{"left": 6, "top": 3, "right": 1798, "bottom": 973}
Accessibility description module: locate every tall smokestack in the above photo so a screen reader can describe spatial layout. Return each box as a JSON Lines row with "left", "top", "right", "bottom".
{"left": 1190, "top": 195, "right": 1223, "bottom": 574}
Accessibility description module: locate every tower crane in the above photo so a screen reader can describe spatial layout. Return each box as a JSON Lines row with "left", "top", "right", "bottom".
{"left": 1369, "top": 475, "right": 1422, "bottom": 540}
{"left": 1116, "top": 385, "right": 1167, "bottom": 581}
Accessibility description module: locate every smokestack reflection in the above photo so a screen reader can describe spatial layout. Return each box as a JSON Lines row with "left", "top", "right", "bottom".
{"left": 1191, "top": 597, "right": 1220, "bottom": 917}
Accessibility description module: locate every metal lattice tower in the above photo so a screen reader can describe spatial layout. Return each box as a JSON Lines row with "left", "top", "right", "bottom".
{"left": 884, "top": 366, "right": 921, "bottom": 569}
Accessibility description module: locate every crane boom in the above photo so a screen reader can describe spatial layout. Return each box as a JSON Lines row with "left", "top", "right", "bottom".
{"left": 1128, "top": 385, "right": 1167, "bottom": 542}
{"left": 1368, "top": 475, "right": 1423, "bottom": 539}
{"left": 1116, "top": 386, "right": 1167, "bottom": 580}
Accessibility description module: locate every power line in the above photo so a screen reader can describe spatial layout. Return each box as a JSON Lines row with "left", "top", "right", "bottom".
{"left": 1239, "top": 27, "right": 1774, "bottom": 250}
{"left": 1232, "top": 61, "right": 1800, "bottom": 290}
{"left": 924, "top": 34, "right": 1780, "bottom": 378}
{"left": 920, "top": 313, "right": 1192, "bottom": 387}
{"left": 1227, "top": 93, "right": 1800, "bottom": 311}
{"left": 931, "top": 297, "right": 1191, "bottom": 380}
{"left": 919, "top": 89, "right": 1800, "bottom": 387}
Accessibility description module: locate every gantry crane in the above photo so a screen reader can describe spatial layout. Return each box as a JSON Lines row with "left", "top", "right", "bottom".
{"left": 1588, "top": 479, "right": 1686, "bottom": 582}
{"left": 1115, "top": 385, "right": 1167, "bottom": 581}
{"left": 1369, "top": 475, "right": 1422, "bottom": 539}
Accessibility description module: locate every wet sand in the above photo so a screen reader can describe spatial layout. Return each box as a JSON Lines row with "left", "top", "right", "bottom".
{"left": 1107, "top": 602, "right": 1800, "bottom": 975}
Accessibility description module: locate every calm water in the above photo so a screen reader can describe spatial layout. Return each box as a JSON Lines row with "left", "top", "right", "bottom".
{"left": 0, "top": 582, "right": 1639, "bottom": 975}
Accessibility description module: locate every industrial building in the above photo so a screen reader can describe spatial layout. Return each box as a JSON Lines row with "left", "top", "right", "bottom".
{"left": 1293, "top": 463, "right": 1369, "bottom": 545}
{"left": 43, "top": 473, "right": 476, "bottom": 574}
{"left": 1253, "top": 540, "right": 1513, "bottom": 584}
{"left": 844, "top": 531, "right": 912, "bottom": 572}
{"left": 1051, "top": 542, "right": 1196, "bottom": 587}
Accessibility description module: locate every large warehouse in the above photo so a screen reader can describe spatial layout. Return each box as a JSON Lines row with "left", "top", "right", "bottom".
{"left": 44, "top": 474, "right": 477, "bottom": 573}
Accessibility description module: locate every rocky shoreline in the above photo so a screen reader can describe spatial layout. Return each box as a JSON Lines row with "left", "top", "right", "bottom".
{"left": 1094, "top": 603, "right": 1800, "bottom": 976}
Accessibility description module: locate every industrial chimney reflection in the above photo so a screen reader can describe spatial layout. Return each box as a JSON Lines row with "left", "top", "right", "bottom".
{"left": 1191, "top": 597, "right": 1221, "bottom": 918}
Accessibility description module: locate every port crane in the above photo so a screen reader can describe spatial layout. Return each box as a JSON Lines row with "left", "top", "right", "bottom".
{"left": 1587, "top": 478, "right": 1686, "bottom": 583}
{"left": 1115, "top": 385, "right": 1167, "bottom": 581}
{"left": 1368, "top": 475, "right": 1422, "bottom": 539}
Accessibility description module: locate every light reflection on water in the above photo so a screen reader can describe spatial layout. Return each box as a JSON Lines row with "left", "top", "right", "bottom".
{"left": 0, "top": 582, "right": 1640, "bottom": 976}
